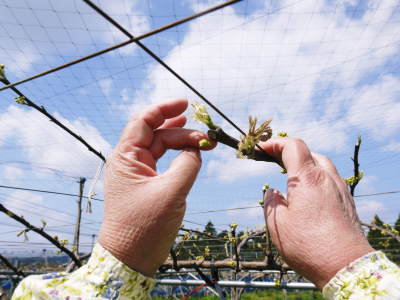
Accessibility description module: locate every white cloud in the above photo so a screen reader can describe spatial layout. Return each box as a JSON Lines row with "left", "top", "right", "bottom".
{"left": 206, "top": 146, "right": 277, "bottom": 182}
{"left": 356, "top": 199, "right": 386, "bottom": 223}
{"left": 124, "top": 0, "right": 399, "bottom": 182}
{"left": 226, "top": 201, "right": 264, "bottom": 221}
{"left": 99, "top": 78, "right": 112, "bottom": 96}
{"left": 346, "top": 76, "right": 400, "bottom": 138}
{"left": 1, "top": 49, "right": 40, "bottom": 78}
{"left": 0, "top": 105, "right": 112, "bottom": 179}
{"left": 93, "top": 0, "right": 149, "bottom": 55}
{"left": 355, "top": 175, "right": 377, "bottom": 195}
{"left": 2, "top": 190, "right": 71, "bottom": 227}
{"left": 2, "top": 164, "right": 24, "bottom": 181}
{"left": 382, "top": 141, "right": 400, "bottom": 152}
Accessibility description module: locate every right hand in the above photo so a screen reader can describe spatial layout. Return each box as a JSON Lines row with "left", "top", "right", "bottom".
{"left": 260, "top": 138, "right": 373, "bottom": 289}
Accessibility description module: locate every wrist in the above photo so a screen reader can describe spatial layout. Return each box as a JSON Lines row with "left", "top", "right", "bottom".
{"left": 312, "top": 241, "right": 374, "bottom": 289}
{"left": 99, "top": 222, "right": 159, "bottom": 277}
{"left": 99, "top": 217, "right": 180, "bottom": 277}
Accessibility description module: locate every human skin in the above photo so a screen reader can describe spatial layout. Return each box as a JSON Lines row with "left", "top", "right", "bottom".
{"left": 260, "top": 138, "right": 374, "bottom": 289}
{"left": 99, "top": 99, "right": 215, "bottom": 276}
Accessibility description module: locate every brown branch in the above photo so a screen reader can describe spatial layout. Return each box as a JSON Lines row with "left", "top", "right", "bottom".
{"left": 170, "top": 248, "right": 179, "bottom": 272}
{"left": 66, "top": 252, "right": 91, "bottom": 273}
{"left": 360, "top": 221, "right": 400, "bottom": 242}
{"left": 162, "top": 259, "right": 280, "bottom": 270}
{"left": 179, "top": 227, "right": 215, "bottom": 239}
{"left": 0, "top": 253, "right": 25, "bottom": 277}
{"left": 207, "top": 128, "right": 279, "bottom": 164}
{"left": 236, "top": 230, "right": 265, "bottom": 256}
{"left": 350, "top": 136, "right": 362, "bottom": 196}
{"left": 0, "top": 204, "right": 81, "bottom": 267}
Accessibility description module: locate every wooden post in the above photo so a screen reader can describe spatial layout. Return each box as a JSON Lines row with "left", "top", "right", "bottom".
{"left": 73, "top": 177, "right": 86, "bottom": 255}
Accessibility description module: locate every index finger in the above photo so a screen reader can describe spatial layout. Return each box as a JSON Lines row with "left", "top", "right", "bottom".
{"left": 119, "top": 99, "right": 188, "bottom": 148}
{"left": 259, "top": 137, "right": 315, "bottom": 176}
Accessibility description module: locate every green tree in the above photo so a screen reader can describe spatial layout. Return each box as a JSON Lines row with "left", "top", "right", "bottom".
{"left": 388, "top": 214, "right": 400, "bottom": 264}
{"left": 367, "top": 215, "right": 391, "bottom": 253}
{"left": 204, "top": 221, "right": 217, "bottom": 236}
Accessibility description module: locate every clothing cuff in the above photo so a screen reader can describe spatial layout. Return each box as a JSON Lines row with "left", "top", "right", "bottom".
{"left": 87, "top": 243, "right": 155, "bottom": 297}
{"left": 322, "top": 251, "right": 395, "bottom": 299}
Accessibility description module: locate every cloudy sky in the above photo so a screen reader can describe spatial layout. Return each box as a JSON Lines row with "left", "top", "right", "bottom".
{"left": 0, "top": 0, "right": 399, "bottom": 255}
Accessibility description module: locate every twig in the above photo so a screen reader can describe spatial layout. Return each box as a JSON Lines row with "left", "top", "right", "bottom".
{"left": 66, "top": 252, "right": 91, "bottom": 273}
{"left": 0, "top": 253, "right": 25, "bottom": 277}
{"left": 0, "top": 204, "right": 81, "bottom": 267}
{"left": 162, "top": 259, "right": 276, "bottom": 270}
{"left": 170, "top": 248, "right": 179, "bottom": 272}
{"left": 360, "top": 221, "right": 400, "bottom": 242}
{"left": 236, "top": 230, "right": 265, "bottom": 256}
{"left": 350, "top": 136, "right": 362, "bottom": 196}
{"left": 179, "top": 227, "right": 215, "bottom": 239}
{"left": 207, "top": 128, "right": 279, "bottom": 164}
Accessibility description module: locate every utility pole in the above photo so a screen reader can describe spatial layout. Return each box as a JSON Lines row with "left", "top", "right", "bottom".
{"left": 42, "top": 249, "right": 48, "bottom": 269}
{"left": 73, "top": 177, "right": 86, "bottom": 256}
{"left": 91, "top": 234, "right": 96, "bottom": 251}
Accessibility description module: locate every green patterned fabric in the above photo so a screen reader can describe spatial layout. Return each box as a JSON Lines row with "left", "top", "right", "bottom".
{"left": 11, "top": 246, "right": 400, "bottom": 299}
{"left": 12, "top": 243, "right": 155, "bottom": 300}
{"left": 323, "top": 251, "right": 400, "bottom": 299}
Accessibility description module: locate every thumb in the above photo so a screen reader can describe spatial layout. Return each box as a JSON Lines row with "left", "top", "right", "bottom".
{"left": 163, "top": 148, "right": 202, "bottom": 195}
{"left": 263, "top": 189, "right": 289, "bottom": 252}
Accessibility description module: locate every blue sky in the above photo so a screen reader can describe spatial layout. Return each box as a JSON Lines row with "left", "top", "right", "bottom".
{"left": 0, "top": 0, "right": 399, "bottom": 255}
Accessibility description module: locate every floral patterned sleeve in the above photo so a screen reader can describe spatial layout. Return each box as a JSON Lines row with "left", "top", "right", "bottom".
{"left": 322, "top": 251, "right": 400, "bottom": 299}
{"left": 11, "top": 243, "right": 155, "bottom": 300}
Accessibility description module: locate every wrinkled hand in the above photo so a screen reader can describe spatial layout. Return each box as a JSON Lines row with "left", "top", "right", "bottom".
{"left": 99, "top": 99, "right": 214, "bottom": 276}
{"left": 260, "top": 138, "right": 373, "bottom": 289}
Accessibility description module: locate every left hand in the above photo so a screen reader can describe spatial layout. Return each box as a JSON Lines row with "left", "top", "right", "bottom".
{"left": 99, "top": 99, "right": 215, "bottom": 276}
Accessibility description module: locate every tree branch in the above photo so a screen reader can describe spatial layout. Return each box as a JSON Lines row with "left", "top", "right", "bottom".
{"left": 360, "top": 221, "right": 400, "bottom": 242}
{"left": 350, "top": 136, "right": 362, "bottom": 196}
{"left": 0, "top": 204, "right": 81, "bottom": 267}
{"left": 162, "top": 259, "right": 280, "bottom": 270}
{"left": 0, "top": 253, "right": 25, "bottom": 277}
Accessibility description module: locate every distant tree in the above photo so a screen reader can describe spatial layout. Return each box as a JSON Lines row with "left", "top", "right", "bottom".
{"left": 388, "top": 214, "right": 400, "bottom": 264}
{"left": 367, "top": 215, "right": 391, "bottom": 254}
{"left": 204, "top": 221, "right": 217, "bottom": 236}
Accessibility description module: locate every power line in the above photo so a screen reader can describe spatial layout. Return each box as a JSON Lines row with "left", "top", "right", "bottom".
{"left": 0, "top": 185, "right": 104, "bottom": 202}
{"left": 354, "top": 191, "right": 400, "bottom": 198}
{"left": 0, "top": 0, "right": 241, "bottom": 92}
{"left": 0, "top": 184, "right": 398, "bottom": 209}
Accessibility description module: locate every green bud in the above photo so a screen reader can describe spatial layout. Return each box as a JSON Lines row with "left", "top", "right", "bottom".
{"left": 277, "top": 131, "right": 288, "bottom": 137}
{"left": 191, "top": 102, "right": 217, "bottom": 130}
{"left": 15, "top": 96, "right": 28, "bottom": 105}
{"left": 230, "top": 223, "right": 238, "bottom": 231}
{"left": 262, "top": 184, "right": 270, "bottom": 191}
{"left": 258, "top": 199, "right": 265, "bottom": 205}
{"left": 280, "top": 168, "right": 287, "bottom": 174}
{"left": 199, "top": 139, "right": 212, "bottom": 147}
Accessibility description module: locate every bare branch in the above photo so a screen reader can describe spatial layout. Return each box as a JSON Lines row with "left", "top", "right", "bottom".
{"left": 0, "top": 204, "right": 81, "bottom": 267}
{"left": 0, "top": 253, "right": 25, "bottom": 277}
{"left": 349, "top": 136, "right": 362, "bottom": 196}
{"left": 162, "top": 259, "right": 278, "bottom": 270}
{"left": 360, "top": 221, "right": 400, "bottom": 242}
